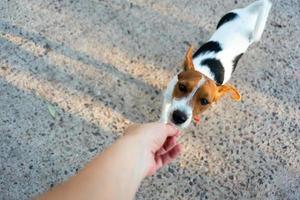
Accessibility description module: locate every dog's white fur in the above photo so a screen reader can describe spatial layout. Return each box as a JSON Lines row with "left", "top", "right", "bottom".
{"left": 161, "top": 0, "right": 272, "bottom": 128}
{"left": 193, "top": 0, "right": 272, "bottom": 83}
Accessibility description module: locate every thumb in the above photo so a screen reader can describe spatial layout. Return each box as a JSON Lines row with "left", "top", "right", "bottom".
{"left": 124, "top": 122, "right": 180, "bottom": 152}
{"left": 144, "top": 122, "right": 180, "bottom": 151}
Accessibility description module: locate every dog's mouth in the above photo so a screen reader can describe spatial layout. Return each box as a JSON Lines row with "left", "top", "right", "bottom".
{"left": 193, "top": 115, "right": 201, "bottom": 123}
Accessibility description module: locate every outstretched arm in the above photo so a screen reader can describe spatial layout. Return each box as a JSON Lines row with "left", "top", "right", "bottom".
{"left": 37, "top": 123, "right": 181, "bottom": 200}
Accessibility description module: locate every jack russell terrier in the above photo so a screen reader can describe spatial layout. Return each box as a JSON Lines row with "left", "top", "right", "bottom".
{"left": 161, "top": 0, "right": 272, "bottom": 128}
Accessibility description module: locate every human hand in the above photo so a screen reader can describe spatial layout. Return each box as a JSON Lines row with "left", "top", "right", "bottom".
{"left": 124, "top": 122, "right": 182, "bottom": 177}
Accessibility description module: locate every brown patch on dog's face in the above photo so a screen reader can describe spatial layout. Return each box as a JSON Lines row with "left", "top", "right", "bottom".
{"left": 172, "top": 45, "right": 202, "bottom": 99}
{"left": 191, "top": 78, "right": 218, "bottom": 116}
{"left": 192, "top": 79, "right": 242, "bottom": 117}
{"left": 172, "top": 70, "right": 202, "bottom": 99}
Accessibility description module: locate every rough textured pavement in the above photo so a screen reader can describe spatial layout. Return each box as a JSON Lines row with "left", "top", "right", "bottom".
{"left": 0, "top": 0, "right": 299, "bottom": 199}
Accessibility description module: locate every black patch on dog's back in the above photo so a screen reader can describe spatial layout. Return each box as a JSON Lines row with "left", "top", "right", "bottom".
{"left": 217, "top": 12, "right": 238, "bottom": 29}
{"left": 193, "top": 41, "right": 222, "bottom": 58}
{"left": 232, "top": 53, "right": 244, "bottom": 72}
{"left": 201, "top": 58, "right": 224, "bottom": 85}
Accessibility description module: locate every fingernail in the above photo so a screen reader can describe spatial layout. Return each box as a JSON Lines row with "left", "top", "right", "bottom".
{"left": 166, "top": 123, "right": 178, "bottom": 131}
{"left": 166, "top": 122, "right": 175, "bottom": 127}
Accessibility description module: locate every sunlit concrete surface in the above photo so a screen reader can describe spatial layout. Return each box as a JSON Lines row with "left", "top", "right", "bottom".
{"left": 0, "top": 0, "right": 299, "bottom": 199}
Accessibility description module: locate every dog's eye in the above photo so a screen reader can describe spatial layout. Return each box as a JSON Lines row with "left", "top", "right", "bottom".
{"left": 200, "top": 98, "right": 209, "bottom": 105}
{"left": 178, "top": 83, "right": 187, "bottom": 92}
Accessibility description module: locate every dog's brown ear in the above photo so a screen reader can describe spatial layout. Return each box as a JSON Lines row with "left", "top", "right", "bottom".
{"left": 217, "top": 84, "right": 241, "bottom": 101}
{"left": 183, "top": 45, "right": 195, "bottom": 71}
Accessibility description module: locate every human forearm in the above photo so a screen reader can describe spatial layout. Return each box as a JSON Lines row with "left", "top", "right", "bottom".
{"left": 38, "top": 136, "right": 146, "bottom": 200}
{"left": 89, "top": 135, "right": 148, "bottom": 199}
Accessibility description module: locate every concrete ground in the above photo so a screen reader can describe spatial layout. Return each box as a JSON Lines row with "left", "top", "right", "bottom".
{"left": 0, "top": 0, "right": 299, "bottom": 199}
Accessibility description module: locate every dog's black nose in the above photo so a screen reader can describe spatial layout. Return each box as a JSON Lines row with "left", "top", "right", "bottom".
{"left": 172, "top": 110, "right": 188, "bottom": 125}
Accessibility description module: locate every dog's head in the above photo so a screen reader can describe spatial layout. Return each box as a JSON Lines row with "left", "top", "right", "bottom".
{"left": 164, "top": 46, "right": 241, "bottom": 128}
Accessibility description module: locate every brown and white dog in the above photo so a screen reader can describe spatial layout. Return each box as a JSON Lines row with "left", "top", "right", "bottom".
{"left": 161, "top": 0, "right": 271, "bottom": 128}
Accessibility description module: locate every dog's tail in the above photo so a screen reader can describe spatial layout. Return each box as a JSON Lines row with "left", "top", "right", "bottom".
{"left": 246, "top": 0, "right": 272, "bottom": 42}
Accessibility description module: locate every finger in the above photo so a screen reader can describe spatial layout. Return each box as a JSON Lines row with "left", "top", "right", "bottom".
{"left": 161, "top": 144, "right": 182, "bottom": 166}
{"left": 163, "top": 136, "right": 177, "bottom": 150}
{"left": 156, "top": 147, "right": 167, "bottom": 155}
{"left": 153, "top": 144, "right": 181, "bottom": 174}
{"left": 168, "top": 144, "right": 182, "bottom": 159}
{"left": 154, "top": 153, "right": 163, "bottom": 170}
{"left": 175, "top": 130, "right": 181, "bottom": 137}
{"left": 135, "top": 122, "right": 178, "bottom": 139}
{"left": 156, "top": 135, "right": 179, "bottom": 155}
{"left": 140, "top": 122, "right": 180, "bottom": 151}
{"left": 165, "top": 123, "right": 180, "bottom": 137}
